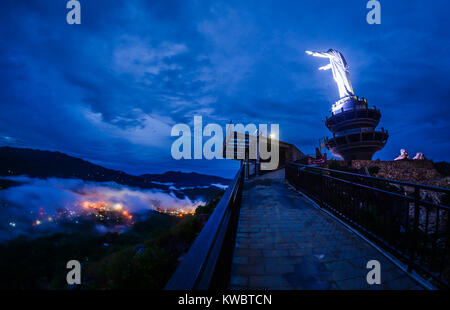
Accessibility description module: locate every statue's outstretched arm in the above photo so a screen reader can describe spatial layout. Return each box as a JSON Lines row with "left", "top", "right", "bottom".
{"left": 319, "top": 64, "right": 332, "bottom": 71}
{"left": 305, "top": 50, "right": 330, "bottom": 58}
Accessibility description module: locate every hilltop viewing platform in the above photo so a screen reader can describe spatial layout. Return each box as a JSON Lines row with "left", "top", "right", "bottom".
{"left": 229, "top": 169, "right": 425, "bottom": 290}
{"left": 166, "top": 158, "right": 449, "bottom": 290}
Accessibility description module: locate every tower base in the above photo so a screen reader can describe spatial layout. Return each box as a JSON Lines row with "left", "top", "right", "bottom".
{"left": 324, "top": 96, "right": 389, "bottom": 161}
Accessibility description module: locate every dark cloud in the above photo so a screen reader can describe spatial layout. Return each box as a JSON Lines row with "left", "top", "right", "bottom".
{"left": 0, "top": 0, "right": 449, "bottom": 178}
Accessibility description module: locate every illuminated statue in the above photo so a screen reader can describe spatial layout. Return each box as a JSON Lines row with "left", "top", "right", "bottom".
{"left": 306, "top": 49, "right": 354, "bottom": 99}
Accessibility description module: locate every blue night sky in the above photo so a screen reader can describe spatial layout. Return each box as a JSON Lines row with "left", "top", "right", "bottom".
{"left": 0, "top": 0, "right": 449, "bottom": 178}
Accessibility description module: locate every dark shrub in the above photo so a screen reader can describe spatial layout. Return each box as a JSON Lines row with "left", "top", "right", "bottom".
{"left": 328, "top": 160, "right": 342, "bottom": 171}
{"left": 368, "top": 166, "right": 381, "bottom": 176}
{"left": 434, "top": 161, "right": 450, "bottom": 177}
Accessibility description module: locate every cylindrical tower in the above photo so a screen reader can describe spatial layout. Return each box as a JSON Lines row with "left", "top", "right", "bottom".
{"left": 324, "top": 96, "right": 388, "bottom": 160}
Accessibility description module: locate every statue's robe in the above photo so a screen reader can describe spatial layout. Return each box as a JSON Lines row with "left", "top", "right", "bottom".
{"left": 312, "top": 49, "right": 355, "bottom": 99}
{"left": 326, "top": 50, "right": 354, "bottom": 98}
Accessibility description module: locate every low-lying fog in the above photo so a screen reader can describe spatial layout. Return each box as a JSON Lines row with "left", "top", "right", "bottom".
{"left": 0, "top": 176, "right": 206, "bottom": 241}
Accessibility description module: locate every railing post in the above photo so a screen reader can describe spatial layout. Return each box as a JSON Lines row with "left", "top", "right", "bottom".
{"left": 409, "top": 186, "right": 420, "bottom": 272}
{"left": 319, "top": 169, "right": 324, "bottom": 206}
{"left": 256, "top": 133, "right": 260, "bottom": 175}
{"left": 245, "top": 155, "right": 249, "bottom": 179}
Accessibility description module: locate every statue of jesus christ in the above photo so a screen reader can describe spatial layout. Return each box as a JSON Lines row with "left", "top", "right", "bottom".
{"left": 306, "top": 49, "right": 354, "bottom": 99}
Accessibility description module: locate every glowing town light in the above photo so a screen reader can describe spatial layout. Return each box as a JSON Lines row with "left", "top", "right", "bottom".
{"left": 76, "top": 200, "right": 134, "bottom": 225}
{"left": 113, "top": 203, "right": 123, "bottom": 211}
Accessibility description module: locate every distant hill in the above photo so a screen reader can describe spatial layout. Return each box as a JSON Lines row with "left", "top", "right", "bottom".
{"left": 0, "top": 146, "right": 168, "bottom": 190}
{"left": 0, "top": 147, "right": 230, "bottom": 190}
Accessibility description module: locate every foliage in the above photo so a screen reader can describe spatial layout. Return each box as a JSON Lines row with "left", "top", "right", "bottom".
{"left": 368, "top": 165, "right": 381, "bottom": 176}
{"left": 441, "top": 193, "right": 450, "bottom": 207}
{"left": 434, "top": 161, "right": 450, "bottom": 177}
{"left": 0, "top": 211, "right": 189, "bottom": 289}
{"left": 327, "top": 160, "right": 343, "bottom": 171}
{"left": 195, "top": 190, "right": 225, "bottom": 215}
{"left": 85, "top": 214, "right": 200, "bottom": 289}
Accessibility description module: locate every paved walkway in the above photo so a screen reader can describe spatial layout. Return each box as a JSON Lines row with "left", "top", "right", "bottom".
{"left": 229, "top": 169, "right": 426, "bottom": 290}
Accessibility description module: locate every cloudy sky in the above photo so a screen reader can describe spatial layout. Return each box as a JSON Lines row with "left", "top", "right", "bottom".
{"left": 0, "top": 0, "right": 449, "bottom": 177}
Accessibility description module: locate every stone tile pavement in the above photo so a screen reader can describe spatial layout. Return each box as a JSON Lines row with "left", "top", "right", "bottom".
{"left": 228, "top": 169, "right": 427, "bottom": 290}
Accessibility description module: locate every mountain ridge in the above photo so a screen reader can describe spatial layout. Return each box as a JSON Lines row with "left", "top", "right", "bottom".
{"left": 0, "top": 146, "right": 231, "bottom": 189}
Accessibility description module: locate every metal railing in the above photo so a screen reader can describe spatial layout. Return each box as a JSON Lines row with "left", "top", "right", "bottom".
{"left": 286, "top": 161, "right": 450, "bottom": 288}
{"left": 165, "top": 166, "right": 245, "bottom": 290}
